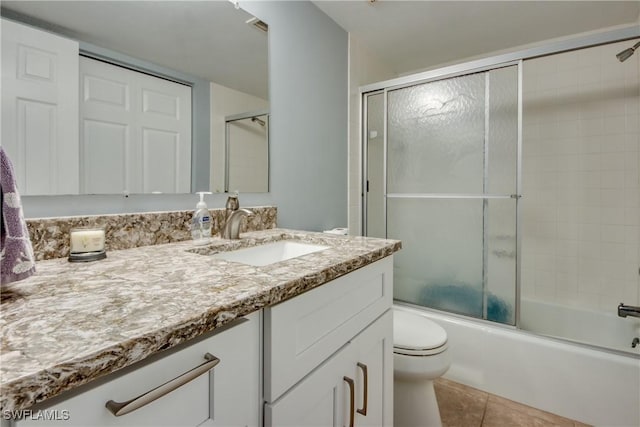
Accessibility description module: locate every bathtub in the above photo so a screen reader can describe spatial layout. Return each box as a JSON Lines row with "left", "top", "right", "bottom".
{"left": 520, "top": 298, "right": 640, "bottom": 355}
{"left": 396, "top": 303, "right": 640, "bottom": 426}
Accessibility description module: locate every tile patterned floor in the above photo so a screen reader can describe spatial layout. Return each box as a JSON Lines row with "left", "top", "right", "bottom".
{"left": 434, "top": 378, "right": 591, "bottom": 427}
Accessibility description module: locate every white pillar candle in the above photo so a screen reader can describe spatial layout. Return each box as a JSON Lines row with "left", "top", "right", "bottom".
{"left": 70, "top": 228, "right": 105, "bottom": 253}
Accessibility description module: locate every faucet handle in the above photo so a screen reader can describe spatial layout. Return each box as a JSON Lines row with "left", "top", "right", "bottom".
{"left": 225, "top": 191, "right": 239, "bottom": 210}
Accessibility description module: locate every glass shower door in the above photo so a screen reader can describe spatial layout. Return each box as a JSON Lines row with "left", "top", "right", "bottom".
{"left": 385, "top": 66, "right": 519, "bottom": 325}
{"left": 365, "top": 92, "right": 385, "bottom": 239}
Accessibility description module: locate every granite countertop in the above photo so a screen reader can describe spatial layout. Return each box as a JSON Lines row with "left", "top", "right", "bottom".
{"left": 0, "top": 229, "right": 401, "bottom": 412}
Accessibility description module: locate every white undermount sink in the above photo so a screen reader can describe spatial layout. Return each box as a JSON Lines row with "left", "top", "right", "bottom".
{"left": 211, "top": 241, "right": 329, "bottom": 266}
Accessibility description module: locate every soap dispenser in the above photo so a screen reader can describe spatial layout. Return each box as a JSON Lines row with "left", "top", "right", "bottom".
{"left": 191, "top": 191, "right": 212, "bottom": 245}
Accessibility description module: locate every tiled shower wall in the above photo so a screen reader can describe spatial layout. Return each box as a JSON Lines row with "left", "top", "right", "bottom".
{"left": 521, "top": 40, "right": 640, "bottom": 311}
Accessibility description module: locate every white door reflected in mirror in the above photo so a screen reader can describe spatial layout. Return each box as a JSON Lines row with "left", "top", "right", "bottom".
{"left": 80, "top": 57, "right": 192, "bottom": 195}
{"left": 1, "top": 1, "right": 269, "bottom": 195}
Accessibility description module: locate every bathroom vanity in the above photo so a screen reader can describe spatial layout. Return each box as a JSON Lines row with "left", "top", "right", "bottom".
{"left": 264, "top": 256, "right": 393, "bottom": 427}
{"left": 0, "top": 229, "right": 400, "bottom": 426}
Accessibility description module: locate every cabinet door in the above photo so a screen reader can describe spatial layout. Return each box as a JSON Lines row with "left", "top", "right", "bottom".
{"left": 266, "top": 310, "right": 394, "bottom": 427}
{"left": 265, "top": 344, "right": 352, "bottom": 427}
{"left": 1, "top": 18, "right": 79, "bottom": 195}
{"left": 349, "top": 310, "right": 394, "bottom": 427}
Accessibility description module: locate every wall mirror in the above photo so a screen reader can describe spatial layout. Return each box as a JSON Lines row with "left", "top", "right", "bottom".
{"left": 0, "top": 1, "right": 269, "bottom": 196}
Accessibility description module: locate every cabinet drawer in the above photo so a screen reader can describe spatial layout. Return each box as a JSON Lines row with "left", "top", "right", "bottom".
{"left": 264, "top": 257, "right": 393, "bottom": 401}
{"left": 14, "top": 313, "right": 259, "bottom": 427}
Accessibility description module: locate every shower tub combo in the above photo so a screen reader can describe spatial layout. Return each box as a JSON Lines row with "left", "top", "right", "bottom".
{"left": 362, "top": 26, "right": 640, "bottom": 427}
{"left": 416, "top": 302, "right": 639, "bottom": 426}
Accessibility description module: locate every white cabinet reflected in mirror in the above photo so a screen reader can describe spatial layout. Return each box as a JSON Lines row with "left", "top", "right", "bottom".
{"left": 0, "top": 1, "right": 269, "bottom": 195}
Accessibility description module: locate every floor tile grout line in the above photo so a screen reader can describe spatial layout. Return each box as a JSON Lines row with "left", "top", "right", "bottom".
{"left": 479, "top": 394, "right": 489, "bottom": 427}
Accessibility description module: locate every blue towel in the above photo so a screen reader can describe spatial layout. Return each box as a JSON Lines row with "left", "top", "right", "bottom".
{"left": 1, "top": 147, "right": 35, "bottom": 284}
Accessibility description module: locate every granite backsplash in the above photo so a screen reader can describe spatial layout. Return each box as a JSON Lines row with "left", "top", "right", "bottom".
{"left": 26, "top": 206, "right": 277, "bottom": 260}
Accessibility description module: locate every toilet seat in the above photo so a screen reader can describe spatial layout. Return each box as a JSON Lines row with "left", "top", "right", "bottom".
{"left": 393, "top": 309, "right": 448, "bottom": 356}
{"left": 394, "top": 343, "right": 448, "bottom": 356}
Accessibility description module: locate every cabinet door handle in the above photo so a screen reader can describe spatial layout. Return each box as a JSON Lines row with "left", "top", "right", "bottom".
{"left": 106, "top": 353, "right": 220, "bottom": 417}
{"left": 343, "top": 376, "right": 355, "bottom": 427}
{"left": 356, "top": 362, "right": 368, "bottom": 416}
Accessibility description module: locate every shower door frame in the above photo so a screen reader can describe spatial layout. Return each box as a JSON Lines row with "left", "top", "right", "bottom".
{"left": 360, "top": 24, "right": 640, "bottom": 329}
{"left": 362, "top": 61, "right": 523, "bottom": 325}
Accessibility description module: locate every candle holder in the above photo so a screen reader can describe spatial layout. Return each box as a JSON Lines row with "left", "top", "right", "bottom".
{"left": 69, "top": 227, "right": 107, "bottom": 262}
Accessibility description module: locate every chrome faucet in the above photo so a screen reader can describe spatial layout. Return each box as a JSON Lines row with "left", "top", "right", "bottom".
{"left": 617, "top": 303, "right": 640, "bottom": 319}
{"left": 221, "top": 193, "right": 253, "bottom": 239}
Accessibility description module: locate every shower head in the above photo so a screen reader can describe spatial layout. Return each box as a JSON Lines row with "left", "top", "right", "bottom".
{"left": 616, "top": 41, "right": 640, "bottom": 62}
{"left": 246, "top": 16, "right": 268, "bottom": 33}
{"left": 251, "top": 117, "right": 266, "bottom": 127}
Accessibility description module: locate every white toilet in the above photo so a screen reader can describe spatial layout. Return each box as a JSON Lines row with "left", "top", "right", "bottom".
{"left": 393, "top": 306, "right": 451, "bottom": 427}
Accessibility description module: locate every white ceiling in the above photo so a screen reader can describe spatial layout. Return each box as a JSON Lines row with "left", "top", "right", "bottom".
{"left": 1, "top": 1, "right": 269, "bottom": 99}
{"left": 3, "top": 1, "right": 639, "bottom": 97}
{"left": 314, "top": 0, "right": 640, "bottom": 75}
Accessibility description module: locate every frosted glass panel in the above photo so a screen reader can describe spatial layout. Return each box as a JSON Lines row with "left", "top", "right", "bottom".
{"left": 485, "top": 199, "right": 517, "bottom": 325}
{"left": 389, "top": 198, "right": 484, "bottom": 318}
{"left": 387, "top": 73, "right": 485, "bottom": 194}
{"left": 487, "top": 66, "right": 518, "bottom": 194}
{"left": 370, "top": 66, "right": 519, "bottom": 326}
{"left": 366, "top": 93, "right": 385, "bottom": 238}
{"left": 389, "top": 197, "right": 516, "bottom": 324}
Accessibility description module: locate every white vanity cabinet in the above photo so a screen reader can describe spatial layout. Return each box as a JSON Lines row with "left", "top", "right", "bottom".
{"left": 6, "top": 255, "right": 396, "bottom": 427}
{"left": 265, "top": 311, "right": 393, "bottom": 427}
{"left": 264, "top": 257, "right": 394, "bottom": 427}
{"left": 12, "top": 312, "right": 260, "bottom": 427}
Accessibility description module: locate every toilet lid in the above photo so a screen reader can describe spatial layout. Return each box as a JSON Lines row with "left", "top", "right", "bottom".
{"left": 394, "top": 309, "right": 447, "bottom": 352}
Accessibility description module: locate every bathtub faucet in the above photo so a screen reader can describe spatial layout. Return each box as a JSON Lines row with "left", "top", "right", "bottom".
{"left": 617, "top": 303, "right": 640, "bottom": 318}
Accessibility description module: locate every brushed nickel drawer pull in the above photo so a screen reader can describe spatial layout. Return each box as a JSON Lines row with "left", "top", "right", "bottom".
{"left": 106, "top": 353, "right": 219, "bottom": 417}
{"left": 356, "top": 362, "right": 368, "bottom": 416}
{"left": 344, "top": 376, "right": 355, "bottom": 427}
